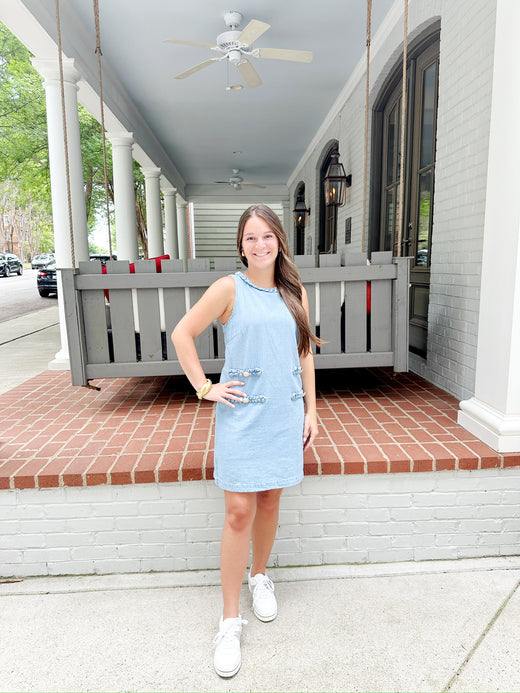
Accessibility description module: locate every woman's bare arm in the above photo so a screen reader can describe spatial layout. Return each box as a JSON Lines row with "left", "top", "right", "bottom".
{"left": 171, "top": 276, "right": 246, "bottom": 406}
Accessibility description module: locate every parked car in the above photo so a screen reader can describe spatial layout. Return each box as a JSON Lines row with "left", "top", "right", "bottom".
{"left": 31, "top": 253, "right": 55, "bottom": 269}
{"left": 37, "top": 261, "right": 57, "bottom": 297}
{"left": 0, "top": 253, "right": 23, "bottom": 277}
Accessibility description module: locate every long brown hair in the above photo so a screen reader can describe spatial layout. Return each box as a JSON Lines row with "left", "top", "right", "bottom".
{"left": 237, "top": 204, "right": 321, "bottom": 356}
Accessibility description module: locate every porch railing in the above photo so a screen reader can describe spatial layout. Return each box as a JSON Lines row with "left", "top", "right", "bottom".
{"left": 61, "top": 251, "right": 410, "bottom": 387}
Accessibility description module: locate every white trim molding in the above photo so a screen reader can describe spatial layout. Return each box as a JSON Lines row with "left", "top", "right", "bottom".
{"left": 458, "top": 399, "right": 520, "bottom": 453}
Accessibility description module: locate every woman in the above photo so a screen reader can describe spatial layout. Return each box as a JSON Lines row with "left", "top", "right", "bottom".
{"left": 171, "top": 204, "right": 319, "bottom": 678}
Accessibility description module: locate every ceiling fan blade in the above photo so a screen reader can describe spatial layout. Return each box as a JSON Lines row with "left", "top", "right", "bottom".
{"left": 237, "top": 19, "right": 271, "bottom": 46}
{"left": 174, "top": 58, "right": 218, "bottom": 79}
{"left": 257, "top": 47, "right": 313, "bottom": 63}
{"left": 164, "top": 39, "right": 217, "bottom": 49}
{"left": 237, "top": 59, "right": 263, "bottom": 88}
{"left": 242, "top": 182, "right": 267, "bottom": 189}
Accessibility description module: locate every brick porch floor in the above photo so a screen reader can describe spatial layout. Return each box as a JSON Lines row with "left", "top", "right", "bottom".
{"left": 1, "top": 368, "right": 519, "bottom": 491}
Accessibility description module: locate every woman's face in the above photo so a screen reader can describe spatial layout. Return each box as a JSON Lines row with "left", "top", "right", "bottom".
{"left": 241, "top": 215, "right": 279, "bottom": 270}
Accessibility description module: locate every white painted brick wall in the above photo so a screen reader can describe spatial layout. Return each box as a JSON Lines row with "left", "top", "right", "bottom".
{"left": 427, "top": 0, "right": 497, "bottom": 399}
{"left": 1, "top": 468, "right": 519, "bottom": 577}
{"left": 288, "top": 0, "right": 498, "bottom": 402}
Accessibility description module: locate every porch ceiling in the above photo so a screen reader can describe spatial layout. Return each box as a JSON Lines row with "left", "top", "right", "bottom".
{"left": 4, "top": 0, "right": 394, "bottom": 199}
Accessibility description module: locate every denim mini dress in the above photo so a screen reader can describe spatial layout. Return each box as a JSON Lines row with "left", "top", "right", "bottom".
{"left": 214, "top": 272, "right": 305, "bottom": 492}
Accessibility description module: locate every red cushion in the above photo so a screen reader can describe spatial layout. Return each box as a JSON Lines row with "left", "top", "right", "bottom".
{"left": 102, "top": 255, "right": 171, "bottom": 301}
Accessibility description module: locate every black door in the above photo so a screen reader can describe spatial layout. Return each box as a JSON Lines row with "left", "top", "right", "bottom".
{"left": 376, "top": 35, "right": 439, "bottom": 356}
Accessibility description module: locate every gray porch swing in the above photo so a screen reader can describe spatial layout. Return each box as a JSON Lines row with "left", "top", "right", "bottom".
{"left": 57, "top": 0, "right": 411, "bottom": 388}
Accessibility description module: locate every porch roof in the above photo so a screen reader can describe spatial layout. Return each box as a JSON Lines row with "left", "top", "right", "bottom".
{"left": 1, "top": 0, "right": 395, "bottom": 199}
{"left": 2, "top": 368, "right": 518, "bottom": 491}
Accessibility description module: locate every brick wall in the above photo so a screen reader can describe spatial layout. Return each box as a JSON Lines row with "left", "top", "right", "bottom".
{"left": 288, "top": 0, "right": 497, "bottom": 402}
{"left": 1, "top": 469, "right": 519, "bottom": 577}
{"left": 427, "top": 0, "right": 497, "bottom": 400}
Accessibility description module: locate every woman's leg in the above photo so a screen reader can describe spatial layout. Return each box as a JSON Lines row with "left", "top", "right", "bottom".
{"left": 250, "top": 488, "right": 283, "bottom": 576}
{"left": 220, "top": 490, "right": 257, "bottom": 619}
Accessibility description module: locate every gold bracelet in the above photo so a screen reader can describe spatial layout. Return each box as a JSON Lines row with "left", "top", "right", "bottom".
{"left": 196, "top": 378, "right": 212, "bottom": 400}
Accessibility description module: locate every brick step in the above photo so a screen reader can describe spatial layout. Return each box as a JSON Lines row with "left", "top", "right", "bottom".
{"left": 1, "top": 369, "right": 519, "bottom": 491}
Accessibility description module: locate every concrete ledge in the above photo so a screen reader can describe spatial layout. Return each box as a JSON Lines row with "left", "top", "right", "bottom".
{"left": 3, "top": 555, "right": 520, "bottom": 595}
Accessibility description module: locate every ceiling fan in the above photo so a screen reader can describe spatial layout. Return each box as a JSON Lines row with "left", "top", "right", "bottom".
{"left": 165, "top": 11, "right": 313, "bottom": 88}
{"left": 215, "top": 169, "right": 266, "bottom": 191}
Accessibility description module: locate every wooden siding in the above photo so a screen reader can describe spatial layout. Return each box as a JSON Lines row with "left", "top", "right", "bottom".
{"left": 193, "top": 203, "right": 283, "bottom": 263}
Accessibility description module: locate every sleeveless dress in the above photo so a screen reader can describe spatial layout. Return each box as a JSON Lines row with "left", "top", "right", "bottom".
{"left": 213, "top": 272, "right": 305, "bottom": 492}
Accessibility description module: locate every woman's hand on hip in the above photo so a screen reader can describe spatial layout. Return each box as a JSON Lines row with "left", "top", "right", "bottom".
{"left": 204, "top": 381, "right": 246, "bottom": 408}
{"left": 303, "top": 412, "right": 318, "bottom": 451}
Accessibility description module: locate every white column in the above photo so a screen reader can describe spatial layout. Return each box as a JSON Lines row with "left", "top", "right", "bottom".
{"left": 31, "top": 58, "right": 89, "bottom": 265}
{"left": 163, "top": 187, "right": 179, "bottom": 259}
{"left": 107, "top": 131, "right": 138, "bottom": 261}
{"left": 458, "top": 0, "right": 520, "bottom": 453}
{"left": 176, "top": 199, "right": 189, "bottom": 260}
{"left": 31, "top": 57, "right": 89, "bottom": 370}
{"left": 142, "top": 167, "right": 164, "bottom": 257}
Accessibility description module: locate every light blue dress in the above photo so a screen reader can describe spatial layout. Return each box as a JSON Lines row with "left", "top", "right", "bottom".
{"left": 214, "top": 272, "right": 305, "bottom": 492}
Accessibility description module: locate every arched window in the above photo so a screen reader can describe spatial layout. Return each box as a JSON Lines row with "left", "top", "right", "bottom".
{"left": 318, "top": 140, "right": 339, "bottom": 254}
{"left": 370, "top": 26, "right": 440, "bottom": 356}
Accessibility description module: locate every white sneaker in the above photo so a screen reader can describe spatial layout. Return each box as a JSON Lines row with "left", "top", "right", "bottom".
{"left": 213, "top": 615, "right": 247, "bottom": 678}
{"left": 248, "top": 572, "right": 278, "bottom": 622}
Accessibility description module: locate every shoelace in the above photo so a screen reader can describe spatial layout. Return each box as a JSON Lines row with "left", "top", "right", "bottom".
{"left": 213, "top": 617, "right": 248, "bottom": 648}
{"left": 253, "top": 575, "right": 275, "bottom": 598}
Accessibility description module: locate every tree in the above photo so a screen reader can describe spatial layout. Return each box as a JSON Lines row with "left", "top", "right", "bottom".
{"left": 0, "top": 180, "right": 53, "bottom": 258}
{"left": 0, "top": 21, "right": 149, "bottom": 259}
{"left": 0, "top": 22, "right": 52, "bottom": 258}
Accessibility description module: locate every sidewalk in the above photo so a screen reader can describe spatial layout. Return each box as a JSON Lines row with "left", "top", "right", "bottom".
{"left": 1, "top": 558, "right": 520, "bottom": 692}
{"left": 2, "top": 311, "right": 520, "bottom": 692}
{"left": 0, "top": 306, "right": 60, "bottom": 394}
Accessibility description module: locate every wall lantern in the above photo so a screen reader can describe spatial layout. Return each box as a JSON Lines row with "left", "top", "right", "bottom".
{"left": 324, "top": 151, "right": 352, "bottom": 207}
{"left": 293, "top": 192, "right": 311, "bottom": 227}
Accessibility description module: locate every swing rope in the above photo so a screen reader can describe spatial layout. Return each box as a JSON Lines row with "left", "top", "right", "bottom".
{"left": 395, "top": 0, "right": 409, "bottom": 257}
{"left": 93, "top": 0, "right": 113, "bottom": 260}
{"left": 54, "top": 0, "right": 76, "bottom": 268}
{"left": 361, "top": 0, "right": 372, "bottom": 253}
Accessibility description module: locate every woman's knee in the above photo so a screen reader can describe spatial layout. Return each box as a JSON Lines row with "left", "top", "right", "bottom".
{"left": 224, "top": 493, "right": 255, "bottom": 533}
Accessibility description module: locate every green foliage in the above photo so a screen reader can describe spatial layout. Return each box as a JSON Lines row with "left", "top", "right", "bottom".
{"left": 88, "top": 240, "right": 109, "bottom": 256}
{"left": 0, "top": 22, "right": 51, "bottom": 214}
{"left": 0, "top": 21, "right": 147, "bottom": 257}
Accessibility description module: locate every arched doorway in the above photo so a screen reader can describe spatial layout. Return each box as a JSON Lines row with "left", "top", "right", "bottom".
{"left": 370, "top": 26, "right": 440, "bottom": 356}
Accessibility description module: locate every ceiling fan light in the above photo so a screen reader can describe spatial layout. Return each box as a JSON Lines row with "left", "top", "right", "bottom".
{"left": 228, "top": 49, "right": 242, "bottom": 64}
{"left": 226, "top": 84, "right": 243, "bottom": 91}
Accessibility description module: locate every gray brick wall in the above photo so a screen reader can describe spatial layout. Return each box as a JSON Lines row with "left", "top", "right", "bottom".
{"left": 1, "top": 469, "right": 519, "bottom": 577}
{"left": 288, "top": 0, "right": 498, "bottom": 402}
{"left": 428, "top": 0, "right": 497, "bottom": 400}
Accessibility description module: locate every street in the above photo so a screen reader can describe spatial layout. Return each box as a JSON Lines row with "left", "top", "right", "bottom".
{"left": 0, "top": 267, "right": 60, "bottom": 391}
{"left": 0, "top": 267, "right": 57, "bottom": 322}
